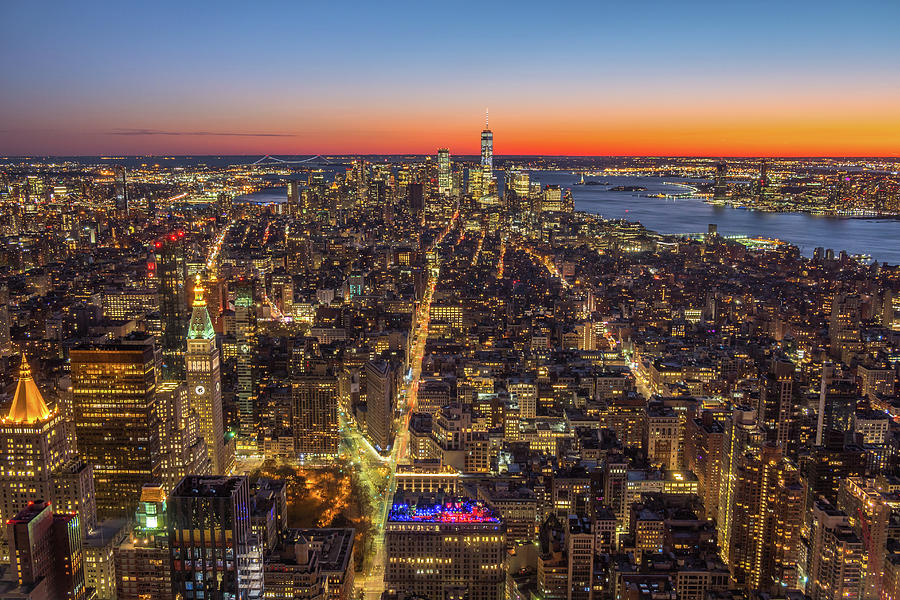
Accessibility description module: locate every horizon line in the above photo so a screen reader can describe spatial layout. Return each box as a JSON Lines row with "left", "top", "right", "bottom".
{"left": 3, "top": 153, "right": 900, "bottom": 160}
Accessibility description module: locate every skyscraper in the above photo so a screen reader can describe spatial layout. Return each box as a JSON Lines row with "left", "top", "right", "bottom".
{"left": 437, "top": 148, "right": 451, "bottom": 196}
{"left": 234, "top": 281, "right": 256, "bottom": 441}
{"left": 287, "top": 180, "right": 301, "bottom": 215}
{"left": 385, "top": 495, "right": 506, "bottom": 600}
{"left": 725, "top": 441, "right": 802, "bottom": 592}
{"left": 168, "top": 475, "right": 263, "bottom": 599}
{"left": 756, "top": 357, "right": 795, "bottom": 446}
{"left": 156, "top": 232, "right": 189, "bottom": 380}
{"left": 292, "top": 361, "right": 340, "bottom": 462}
{"left": 186, "top": 278, "right": 228, "bottom": 474}
{"left": 714, "top": 161, "right": 728, "bottom": 202}
{"left": 480, "top": 112, "right": 493, "bottom": 194}
{"left": 366, "top": 360, "right": 394, "bottom": 454}
{"left": 685, "top": 411, "right": 725, "bottom": 520}
{"left": 156, "top": 381, "right": 212, "bottom": 491}
{"left": 0, "top": 356, "right": 97, "bottom": 561}
{"left": 717, "top": 407, "right": 764, "bottom": 558}
{"left": 4, "top": 501, "right": 87, "bottom": 600}
{"left": 70, "top": 339, "right": 161, "bottom": 518}
{"left": 114, "top": 164, "right": 128, "bottom": 215}
{"left": 806, "top": 500, "right": 865, "bottom": 600}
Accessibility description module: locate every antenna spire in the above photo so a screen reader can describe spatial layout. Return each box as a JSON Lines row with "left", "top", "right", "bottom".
{"left": 485, "top": 108, "right": 489, "bottom": 129}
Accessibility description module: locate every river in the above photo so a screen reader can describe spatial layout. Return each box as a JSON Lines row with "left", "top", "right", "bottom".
{"left": 237, "top": 172, "right": 900, "bottom": 265}
{"left": 527, "top": 172, "right": 899, "bottom": 264}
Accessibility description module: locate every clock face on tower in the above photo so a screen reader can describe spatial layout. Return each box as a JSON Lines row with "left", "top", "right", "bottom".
{"left": 195, "top": 385, "right": 206, "bottom": 396}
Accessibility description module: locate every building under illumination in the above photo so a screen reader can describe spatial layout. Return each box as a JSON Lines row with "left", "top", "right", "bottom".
{"left": 437, "top": 148, "right": 451, "bottom": 196}
{"left": 292, "top": 363, "right": 341, "bottom": 462}
{"left": 0, "top": 356, "right": 96, "bottom": 561}
{"left": 114, "top": 484, "right": 173, "bottom": 600}
{"left": 186, "top": 278, "right": 229, "bottom": 474}
{"left": 2, "top": 500, "right": 87, "bottom": 599}
{"left": 385, "top": 495, "right": 506, "bottom": 600}
{"left": 168, "top": 475, "right": 263, "bottom": 599}
{"left": 70, "top": 338, "right": 161, "bottom": 518}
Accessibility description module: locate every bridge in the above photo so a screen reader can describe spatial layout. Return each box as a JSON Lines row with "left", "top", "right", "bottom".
{"left": 247, "top": 154, "right": 344, "bottom": 167}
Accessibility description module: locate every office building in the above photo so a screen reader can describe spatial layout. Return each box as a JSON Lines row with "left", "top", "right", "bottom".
{"left": 481, "top": 114, "right": 493, "bottom": 190}
{"left": 365, "top": 360, "right": 394, "bottom": 454}
{"left": 114, "top": 485, "right": 173, "bottom": 600}
{"left": 713, "top": 161, "right": 728, "bottom": 202}
{"left": 386, "top": 495, "right": 506, "bottom": 600}
{"left": 155, "top": 232, "right": 189, "bottom": 380}
{"left": 168, "top": 475, "right": 263, "bottom": 599}
{"left": 806, "top": 501, "right": 865, "bottom": 600}
{"left": 234, "top": 281, "right": 256, "bottom": 440}
{"left": 83, "top": 518, "right": 128, "bottom": 600}
{"left": 2, "top": 501, "right": 87, "bottom": 600}
{"left": 684, "top": 411, "right": 724, "bottom": 520}
{"left": 645, "top": 404, "right": 680, "bottom": 470}
{"left": 437, "top": 148, "right": 451, "bottom": 196}
{"left": 156, "top": 380, "right": 212, "bottom": 492}
{"left": 717, "top": 407, "right": 764, "bottom": 564}
{"left": 292, "top": 364, "right": 341, "bottom": 462}
{"left": 0, "top": 356, "right": 96, "bottom": 560}
{"left": 725, "top": 441, "right": 803, "bottom": 592}
{"left": 70, "top": 340, "right": 161, "bottom": 518}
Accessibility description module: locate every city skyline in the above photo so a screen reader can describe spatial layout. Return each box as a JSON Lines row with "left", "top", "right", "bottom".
{"left": 2, "top": 1, "right": 899, "bottom": 156}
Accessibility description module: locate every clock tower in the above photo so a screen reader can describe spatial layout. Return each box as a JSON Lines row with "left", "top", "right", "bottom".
{"left": 186, "top": 277, "right": 229, "bottom": 474}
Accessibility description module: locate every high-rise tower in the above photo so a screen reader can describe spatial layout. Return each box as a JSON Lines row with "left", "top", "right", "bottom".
{"left": 186, "top": 277, "right": 228, "bottom": 474}
{"left": 0, "top": 356, "right": 97, "bottom": 561}
{"left": 714, "top": 161, "right": 728, "bottom": 202}
{"left": 168, "top": 475, "right": 263, "bottom": 598}
{"left": 155, "top": 232, "right": 188, "bottom": 380}
{"left": 437, "top": 148, "right": 451, "bottom": 196}
{"left": 71, "top": 340, "right": 161, "bottom": 518}
{"left": 481, "top": 111, "right": 493, "bottom": 191}
{"left": 234, "top": 281, "right": 256, "bottom": 441}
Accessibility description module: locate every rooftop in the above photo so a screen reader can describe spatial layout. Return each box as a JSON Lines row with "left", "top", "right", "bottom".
{"left": 388, "top": 498, "right": 500, "bottom": 524}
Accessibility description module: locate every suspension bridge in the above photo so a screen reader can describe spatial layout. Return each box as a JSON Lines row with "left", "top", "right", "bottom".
{"left": 247, "top": 154, "right": 342, "bottom": 167}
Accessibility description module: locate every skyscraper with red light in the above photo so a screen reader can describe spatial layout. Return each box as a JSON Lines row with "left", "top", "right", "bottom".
{"left": 156, "top": 231, "right": 189, "bottom": 380}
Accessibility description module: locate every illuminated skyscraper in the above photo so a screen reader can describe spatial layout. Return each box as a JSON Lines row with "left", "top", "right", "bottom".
{"left": 168, "top": 475, "right": 263, "bottom": 599}
{"left": 155, "top": 232, "right": 188, "bottom": 380}
{"left": 806, "top": 500, "right": 865, "bottom": 600}
{"left": 292, "top": 361, "right": 340, "bottom": 462}
{"left": 685, "top": 411, "right": 724, "bottom": 520}
{"left": 70, "top": 340, "right": 161, "bottom": 518}
{"left": 234, "top": 281, "right": 256, "bottom": 441}
{"left": 366, "top": 360, "right": 394, "bottom": 454}
{"left": 437, "top": 148, "right": 451, "bottom": 196}
{"left": 481, "top": 112, "right": 493, "bottom": 192}
{"left": 717, "top": 407, "right": 764, "bottom": 559}
{"left": 186, "top": 278, "right": 229, "bottom": 474}
{"left": 756, "top": 357, "right": 795, "bottom": 446}
{"left": 837, "top": 477, "right": 896, "bottom": 600}
{"left": 287, "top": 180, "right": 301, "bottom": 215}
{"left": 386, "top": 496, "right": 506, "bottom": 600}
{"left": 5, "top": 501, "right": 87, "bottom": 600}
{"left": 156, "top": 381, "right": 211, "bottom": 491}
{"left": 114, "top": 164, "right": 128, "bottom": 215}
{"left": 725, "top": 441, "right": 802, "bottom": 592}
{"left": 0, "top": 356, "right": 97, "bottom": 561}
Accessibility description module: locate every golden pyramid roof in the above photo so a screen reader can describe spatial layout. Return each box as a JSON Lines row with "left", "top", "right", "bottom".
{"left": 6, "top": 355, "right": 51, "bottom": 424}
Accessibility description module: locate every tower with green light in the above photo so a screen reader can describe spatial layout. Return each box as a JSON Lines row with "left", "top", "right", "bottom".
{"left": 185, "top": 277, "right": 228, "bottom": 474}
